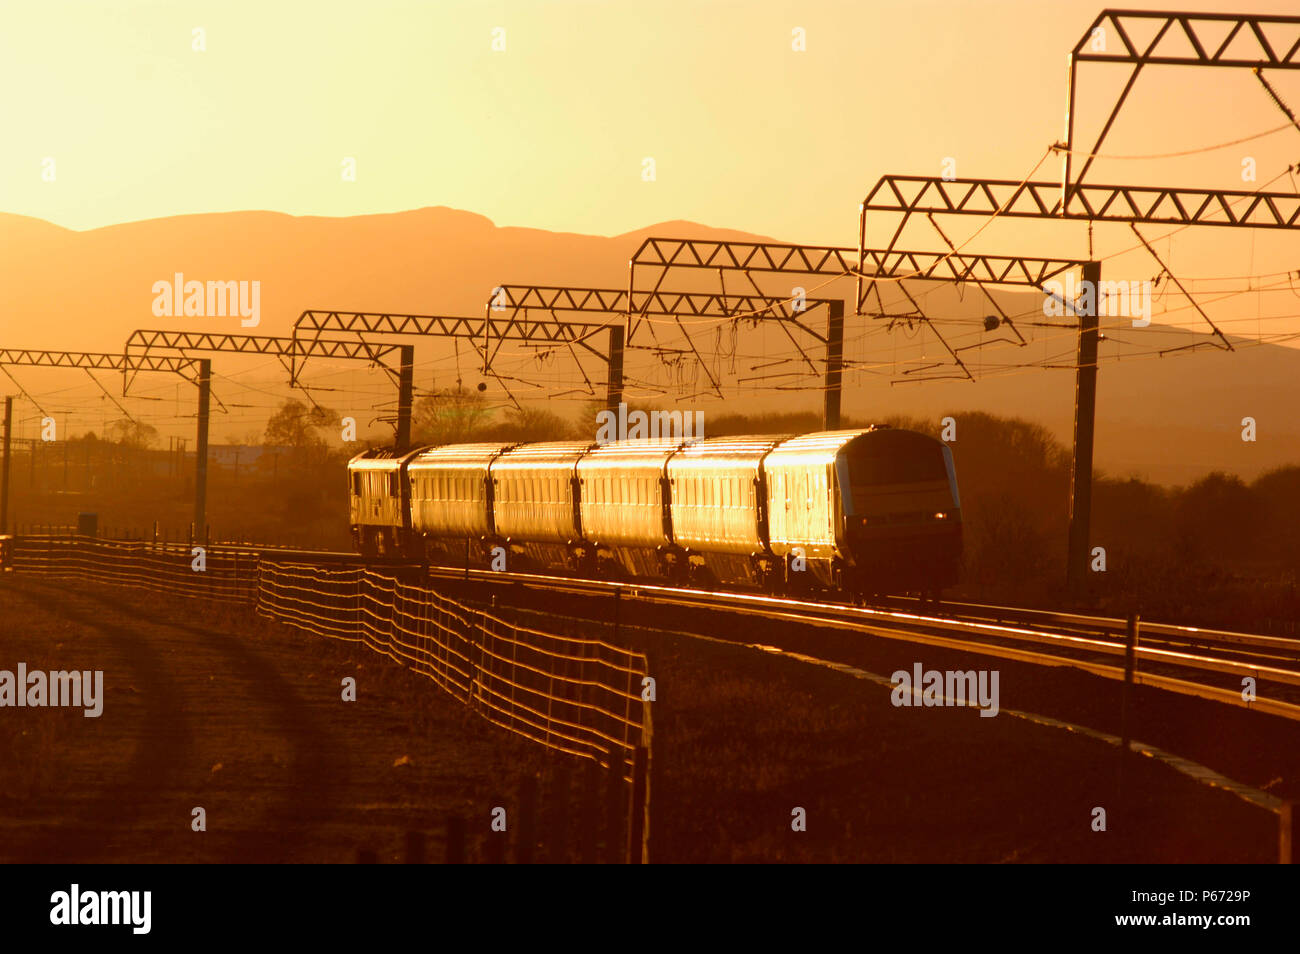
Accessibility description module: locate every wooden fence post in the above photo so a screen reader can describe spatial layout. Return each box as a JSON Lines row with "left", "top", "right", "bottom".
{"left": 1282, "top": 802, "right": 1296, "bottom": 864}
{"left": 548, "top": 762, "right": 571, "bottom": 863}
{"left": 485, "top": 820, "right": 506, "bottom": 864}
{"left": 406, "top": 829, "right": 428, "bottom": 864}
{"left": 443, "top": 819, "right": 464, "bottom": 864}
{"left": 579, "top": 758, "right": 601, "bottom": 864}
{"left": 604, "top": 749, "right": 624, "bottom": 864}
{"left": 1121, "top": 613, "right": 1138, "bottom": 754}
{"left": 628, "top": 745, "right": 648, "bottom": 864}
{"left": 517, "top": 774, "right": 538, "bottom": 864}
{"left": 1118, "top": 613, "right": 1138, "bottom": 802}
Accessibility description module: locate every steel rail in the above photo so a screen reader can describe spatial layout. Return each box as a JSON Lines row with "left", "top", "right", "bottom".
{"left": 13, "top": 534, "right": 1298, "bottom": 718}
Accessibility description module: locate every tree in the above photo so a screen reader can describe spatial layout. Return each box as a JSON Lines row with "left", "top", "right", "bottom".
{"left": 264, "top": 399, "right": 338, "bottom": 473}
{"left": 488, "top": 405, "right": 576, "bottom": 442}
{"left": 413, "top": 387, "right": 494, "bottom": 444}
{"left": 106, "top": 417, "right": 158, "bottom": 449}
{"left": 264, "top": 399, "right": 336, "bottom": 450}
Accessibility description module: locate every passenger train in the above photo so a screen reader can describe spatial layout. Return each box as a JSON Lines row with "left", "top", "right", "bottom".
{"left": 347, "top": 426, "right": 962, "bottom": 599}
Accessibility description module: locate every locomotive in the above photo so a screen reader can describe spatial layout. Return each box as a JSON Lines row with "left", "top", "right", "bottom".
{"left": 347, "top": 426, "right": 962, "bottom": 599}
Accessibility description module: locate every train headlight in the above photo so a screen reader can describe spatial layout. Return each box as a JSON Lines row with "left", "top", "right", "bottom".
{"left": 933, "top": 511, "right": 948, "bottom": 520}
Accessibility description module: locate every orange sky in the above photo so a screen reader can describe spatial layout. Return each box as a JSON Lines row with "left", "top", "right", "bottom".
{"left": 1, "top": 0, "right": 1299, "bottom": 455}
{"left": 1, "top": 1, "right": 1296, "bottom": 242}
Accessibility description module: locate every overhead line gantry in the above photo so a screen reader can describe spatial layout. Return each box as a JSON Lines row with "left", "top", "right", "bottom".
{"left": 0, "top": 349, "right": 207, "bottom": 535}
{"left": 125, "top": 330, "right": 414, "bottom": 537}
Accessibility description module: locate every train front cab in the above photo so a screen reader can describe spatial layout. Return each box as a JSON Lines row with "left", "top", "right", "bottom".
{"left": 348, "top": 448, "right": 422, "bottom": 557}
{"left": 838, "top": 428, "right": 962, "bottom": 595}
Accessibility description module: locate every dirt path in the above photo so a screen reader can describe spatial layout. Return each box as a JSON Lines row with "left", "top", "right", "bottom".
{"left": 2, "top": 575, "right": 1290, "bottom": 863}
{"left": 0, "top": 580, "right": 557, "bottom": 863}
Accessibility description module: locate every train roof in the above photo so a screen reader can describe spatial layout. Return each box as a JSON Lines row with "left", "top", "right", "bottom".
{"left": 408, "top": 442, "right": 516, "bottom": 472}
{"left": 666, "top": 435, "right": 790, "bottom": 470}
{"left": 347, "top": 446, "right": 424, "bottom": 470}
{"left": 492, "top": 441, "right": 596, "bottom": 467}
{"left": 762, "top": 427, "right": 894, "bottom": 467}
{"left": 578, "top": 437, "right": 695, "bottom": 469}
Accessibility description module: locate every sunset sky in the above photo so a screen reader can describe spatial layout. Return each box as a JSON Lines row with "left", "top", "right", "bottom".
{"left": 2, "top": 0, "right": 1298, "bottom": 247}
{"left": 1, "top": 0, "right": 1298, "bottom": 458}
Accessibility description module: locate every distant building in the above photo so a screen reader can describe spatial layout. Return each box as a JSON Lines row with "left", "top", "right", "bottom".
{"left": 196, "top": 445, "right": 295, "bottom": 471}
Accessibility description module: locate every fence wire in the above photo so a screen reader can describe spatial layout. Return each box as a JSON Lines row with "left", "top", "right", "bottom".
{"left": 258, "top": 562, "right": 651, "bottom": 773}
{"left": 9, "top": 535, "right": 651, "bottom": 775}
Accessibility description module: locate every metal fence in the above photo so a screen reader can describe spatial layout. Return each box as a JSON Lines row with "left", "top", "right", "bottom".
{"left": 257, "top": 562, "right": 652, "bottom": 777}
{"left": 7, "top": 534, "right": 654, "bottom": 860}
{"left": 10, "top": 534, "right": 258, "bottom": 604}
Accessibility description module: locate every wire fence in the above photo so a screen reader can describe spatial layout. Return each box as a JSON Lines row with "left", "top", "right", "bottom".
{"left": 6, "top": 534, "right": 654, "bottom": 859}
{"left": 257, "top": 562, "right": 652, "bottom": 777}
{"left": 9, "top": 533, "right": 258, "bottom": 604}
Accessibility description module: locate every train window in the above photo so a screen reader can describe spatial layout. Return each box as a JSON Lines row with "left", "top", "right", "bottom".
{"left": 352, "top": 473, "right": 362, "bottom": 496}
{"left": 848, "top": 432, "right": 948, "bottom": 485}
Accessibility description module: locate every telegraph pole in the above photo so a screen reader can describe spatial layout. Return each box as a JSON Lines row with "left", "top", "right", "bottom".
{"left": 1066, "top": 261, "right": 1101, "bottom": 595}
{"left": 396, "top": 344, "right": 414, "bottom": 451}
{"left": 194, "top": 359, "right": 211, "bottom": 539}
{"left": 1, "top": 396, "right": 12, "bottom": 533}
{"left": 606, "top": 325, "right": 625, "bottom": 411}
{"left": 823, "top": 300, "right": 845, "bottom": 429}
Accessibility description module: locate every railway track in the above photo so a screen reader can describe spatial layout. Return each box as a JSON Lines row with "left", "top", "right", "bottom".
{"left": 13, "top": 535, "right": 1300, "bottom": 722}
{"left": 402, "top": 560, "right": 1300, "bottom": 722}
{"left": 242, "top": 543, "right": 1300, "bottom": 721}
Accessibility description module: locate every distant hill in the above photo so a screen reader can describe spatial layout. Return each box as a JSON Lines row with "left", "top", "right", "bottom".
{"left": 0, "top": 207, "right": 1296, "bottom": 484}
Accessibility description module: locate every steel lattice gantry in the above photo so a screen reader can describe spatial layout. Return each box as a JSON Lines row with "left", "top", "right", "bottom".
{"left": 0, "top": 350, "right": 201, "bottom": 376}
{"left": 626, "top": 238, "right": 860, "bottom": 427}
{"left": 0, "top": 350, "right": 204, "bottom": 534}
{"left": 859, "top": 165, "right": 1300, "bottom": 592}
{"left": 1062, "top": 10, "right": 1300, "bottom": 206}
{"left": 292, "top": 308, "right": 612, "bottom": 408}
{"left": 125, "top": 330, "right": 413, "bottom": 536}
{"left": 483, "top": 285, "right": 819, "bottom": 410}
{"left": 627, "top": 236, "right": 1093, "bottom": 425}
{"left": 862, "top": 177, "right": 1300, "bottom": 235}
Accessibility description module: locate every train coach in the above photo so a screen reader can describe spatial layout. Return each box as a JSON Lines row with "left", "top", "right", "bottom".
{"left": 347, "top": 425, "right": 962, "bottom": 598}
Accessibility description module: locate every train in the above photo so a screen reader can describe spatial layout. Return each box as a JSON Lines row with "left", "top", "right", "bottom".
{"left": 347, "top": 426, "right": 962, "bottom": 600}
